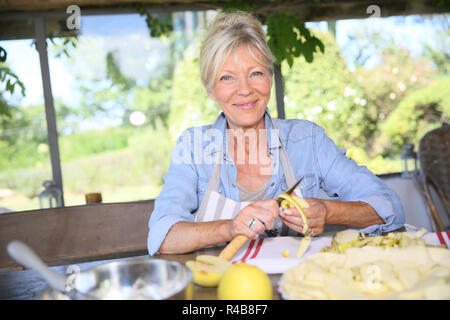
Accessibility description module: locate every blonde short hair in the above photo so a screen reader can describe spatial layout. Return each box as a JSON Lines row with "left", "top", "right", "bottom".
{"left": 199, "top": 11, "right": 276, "bottom": 92}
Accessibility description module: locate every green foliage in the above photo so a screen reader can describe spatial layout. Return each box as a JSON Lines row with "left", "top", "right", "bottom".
{"left": 221, "top": 1, "right": 325, "bottom": 67}
{"left": 136, "top": 4, "right": 173, "bottom": 38}
{"left": 0, "top": 122, "right": 172, "bottom": 197}
{"left": 0, "top": 63, "right": 26, "bottom": 119}
{"left": 47, "top": 35, "right": 78, "bottom": 59}
{"left": 0, "top": 95, "right": 11, "bottom": 119}
{"left": 1, "top": 33, "right": 77, "bottom": 120}
{"left": 58, "top": 126, "right": 131, "bottom": 162}
{"left": 128, "top": 119, "right": 173, "bottom": 186}
{"left": 106, "top": 52, "right": 136, "bottom": 91}
{"left": 282, "top": 31, "right": 364, "bottom": 148}
{"left": 132, "top": 80, "right": 172, "bottom": 127}
{"left": 282, "top": 29, "right": 444, "bottom": 174}
{"left": 266, "top": 13, "right": 324, "bottom": 66}
{"left": 377, "top": 77, "right": 450, "bottom": 155}
{"left": 70, "top": 50, "right": 135, "bottom": 122}
{"left": 0, "top": 166, "right": 51, "bottom": 198}
{"left": 354, "top": 45, "right": 437, "bottom": 156}
{"left": 0, "top": 103, "right": 48, "bottom": 171}
{"left": 0, "top": 46, "right": 5, "bottom": 62}
{"left": 423, "top": 23, "right": 449, "bottom": 75}
{"left": 59, "top": 120, "right": 172, "bottom": 193}
{"left": 222, "top": 0, "right": 255, "bottom": 12}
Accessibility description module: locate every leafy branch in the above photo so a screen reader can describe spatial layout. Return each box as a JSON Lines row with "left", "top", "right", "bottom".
{"left": 0, "top": 60, "right": 26, "bottom": 118}
{"left": 197, "top": 0, "right": 326, "bottom": 67}
{"left": 46, "top": 33, "right": 78, "bottom": 59}
{"left": 266, "top": 13, "right": 324, "bottom": 66}
{"left": 135, "top": 3, "right": 173, "bottom": 38}
{"left": 133, "top": 0, "right": 325, "bottom": 66}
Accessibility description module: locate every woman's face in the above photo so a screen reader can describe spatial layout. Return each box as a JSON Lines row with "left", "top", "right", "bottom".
{"left": 208, "top": 45, "right": 272, "bottom": 130}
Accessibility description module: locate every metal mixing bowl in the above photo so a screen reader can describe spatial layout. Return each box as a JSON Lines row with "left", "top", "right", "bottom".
{"left": 39, "top": 259, "right": 193, "bottom": 300}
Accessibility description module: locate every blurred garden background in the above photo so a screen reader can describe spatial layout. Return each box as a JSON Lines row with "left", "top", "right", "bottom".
{"left": 0, "top": 9, "right": 449, "bottom": 211}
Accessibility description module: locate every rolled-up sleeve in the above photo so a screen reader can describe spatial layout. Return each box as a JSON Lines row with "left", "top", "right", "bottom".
{"left": 147, "top": 130, "right": 198, "bottom": 255}
{"left": 313, "top": 124, "right": 405, "bottom": 235}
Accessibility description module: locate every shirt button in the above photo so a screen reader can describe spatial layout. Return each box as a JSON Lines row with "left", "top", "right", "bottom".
{"left": 270, "top": 183, "right": 275, "bottom": 187}
{"left": 232, "top": 184, "right": 236, "bottom": 188}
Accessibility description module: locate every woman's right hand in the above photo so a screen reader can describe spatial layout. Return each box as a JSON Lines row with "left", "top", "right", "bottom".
{"left": 228, "top": 199, "right": 280, "bottom": 239}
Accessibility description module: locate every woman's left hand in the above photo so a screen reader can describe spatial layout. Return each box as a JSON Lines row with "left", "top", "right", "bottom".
{"left": 279, "top": 197, "right": 328, "bottom": 236}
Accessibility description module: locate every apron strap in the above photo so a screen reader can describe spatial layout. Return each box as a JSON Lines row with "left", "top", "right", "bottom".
{"left": 270, "top": 116, "right": 303, "bottom": 197}
{"left": 194, "top": 151, "right": 222, "bottom": 222}
{"left": 205, "top": 150, "right": 222, "bottom": 192}
{"left": 269, "top": 117, "right": 302, "bottom": 236}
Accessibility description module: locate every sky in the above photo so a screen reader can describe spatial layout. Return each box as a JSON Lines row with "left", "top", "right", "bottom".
{"left": 0, "top": 12, "right": 447, "bottom": 110}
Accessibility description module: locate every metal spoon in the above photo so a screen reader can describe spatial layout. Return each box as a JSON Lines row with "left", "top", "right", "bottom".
{"left": 7, "top": 240, "right": 93, "bottom": 299}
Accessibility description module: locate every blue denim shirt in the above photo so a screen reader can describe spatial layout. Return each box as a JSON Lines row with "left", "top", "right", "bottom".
{"left": 147, "top": 110, "right": 405, "bottom": 255}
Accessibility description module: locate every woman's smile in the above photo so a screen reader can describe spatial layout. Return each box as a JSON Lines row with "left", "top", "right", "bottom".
{"left": 233, "top": 99, "right": 259, "bottom": 109}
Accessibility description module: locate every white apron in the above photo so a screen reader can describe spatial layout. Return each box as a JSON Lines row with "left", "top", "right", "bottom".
{"left": 194, "top": 117, "right": 302, "bottom": 237}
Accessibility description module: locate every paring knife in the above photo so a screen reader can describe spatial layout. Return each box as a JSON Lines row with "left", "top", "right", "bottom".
{"left": 218, "top": 176, "right": 304, "bottom": 261}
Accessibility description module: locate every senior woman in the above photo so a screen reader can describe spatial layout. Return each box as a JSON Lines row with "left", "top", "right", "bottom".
{"left": 147, "top": 11, "right": 405, "bottom": 255}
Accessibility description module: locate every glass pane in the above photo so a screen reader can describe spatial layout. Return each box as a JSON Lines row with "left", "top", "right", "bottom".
{"left": 283, "top": 14, "right": 449, "bottom": 175}
{"left": 0, "top": 20, "right": 52, "bottom": 212}
{"left": 46, "top": 11, "right": 222, "bottom": 207}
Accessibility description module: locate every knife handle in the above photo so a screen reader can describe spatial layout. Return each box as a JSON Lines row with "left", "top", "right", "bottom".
{"left": 218, "top": 235, "right": 249, "bottom": 261}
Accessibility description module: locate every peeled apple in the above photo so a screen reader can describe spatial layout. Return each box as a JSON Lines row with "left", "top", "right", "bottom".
{"left": 296, "top": 236, "right": 312, "bottom": 258}
{"left": 323, "top": 228, "right": 430, "bottom": 253}
{"left": 335, "top": 229, "right": 360, "bottom": 253}
{"left": 278, "top": 193, "right": 311, "bottom": 258}
{"left": 185, "top": 255, "right": 231, "bottom": 287}
{"left": 280, "top": 245, "right": 450, "bottom": 300}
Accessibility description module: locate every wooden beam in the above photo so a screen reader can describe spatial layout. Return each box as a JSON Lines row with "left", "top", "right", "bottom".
{"left": 34, "top": 16, "right": 65, "bottom": 206}
{"left": 274, "top": 64, "right": 285, "bottom": 119}
{"left": 0, "top": 0, "right": 448, "bottom": 18}
{"left": 0, "top": 0, "right": 218, "bottom": 13}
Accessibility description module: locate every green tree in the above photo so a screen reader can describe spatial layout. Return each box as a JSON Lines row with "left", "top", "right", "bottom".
{"left": 377, "top": 77, "right": 450, "bottom": 155}
{"left": 282, "top": 31, "right": 366, "bottom": 149}
{"left": 0, "top": 103, "right": 48, "bottom": 170}
{"left": 355, "top": 45, "right": 437, "bottom": 157}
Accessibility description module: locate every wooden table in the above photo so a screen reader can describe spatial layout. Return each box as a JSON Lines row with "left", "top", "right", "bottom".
{"left": 0, "top": 244, "right": 281, "bottom": 300}
{"left": 0, "top": 225, "right": 413, "bottom": 300}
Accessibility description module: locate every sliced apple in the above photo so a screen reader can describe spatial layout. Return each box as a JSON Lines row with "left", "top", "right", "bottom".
{"left": 185, "top": 255, "right": 231, "bottom": 287}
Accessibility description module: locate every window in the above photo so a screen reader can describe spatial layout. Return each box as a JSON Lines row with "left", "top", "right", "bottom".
{"left": 0, "top": 19, "right": 51, "bottom": 212}
{"left": 0, "top": 8, "right": 447, "bottom": 213}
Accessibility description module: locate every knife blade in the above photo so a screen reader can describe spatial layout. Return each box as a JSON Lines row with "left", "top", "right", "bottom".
{"left": 277, "top": 176, "right": 304, "bottom": 207}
